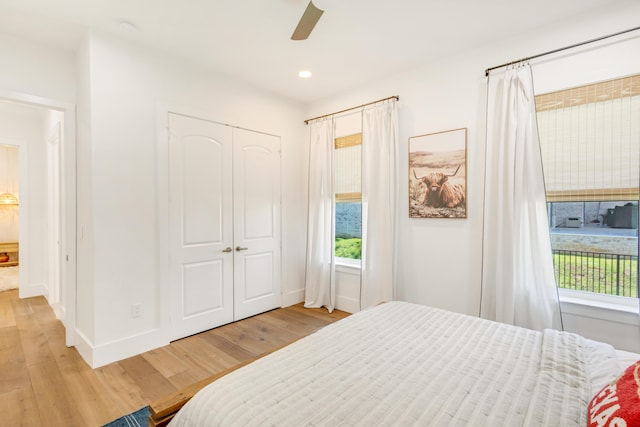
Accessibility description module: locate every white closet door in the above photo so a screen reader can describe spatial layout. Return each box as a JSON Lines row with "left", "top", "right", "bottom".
{"left": 169, "top": 113, "right": 234, "bottom": 340}
{"left": 232, "top": 128, "right": 282, "bottom": 321}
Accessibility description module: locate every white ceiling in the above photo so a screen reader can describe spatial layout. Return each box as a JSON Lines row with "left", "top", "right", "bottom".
{"left": 0, "top": 0, "right": 630, "bottom": 104}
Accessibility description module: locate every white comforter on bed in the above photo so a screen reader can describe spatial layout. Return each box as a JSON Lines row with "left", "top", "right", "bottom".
{"left": 170, "top": 301, "right": 621, "bottom": 426}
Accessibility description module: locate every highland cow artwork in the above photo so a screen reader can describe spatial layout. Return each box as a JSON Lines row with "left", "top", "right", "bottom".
{"left": 409, "top": 128, "right": 467, "bottom": 218}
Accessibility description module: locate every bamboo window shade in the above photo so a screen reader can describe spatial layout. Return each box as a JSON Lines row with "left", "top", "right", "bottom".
{"left": 536, "top": 75, "right": 640, "bottom": 202}
{"left": 335, "top": 133, "right": 362, "bottom": 202}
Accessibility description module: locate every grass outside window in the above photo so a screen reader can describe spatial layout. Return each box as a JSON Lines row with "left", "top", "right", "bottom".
{"left": 335, "top": 237, "right": 361, "bottom": 260}
{"left": 553, "top": 252, "right": 638, "bottom": 298}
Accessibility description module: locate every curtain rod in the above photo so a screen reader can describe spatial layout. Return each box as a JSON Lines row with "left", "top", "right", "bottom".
{"left": 304, "top": 95, "right": 399, "bottom": 124}
{"left": 485, "top": 25, "right": 640, "bottom": 77}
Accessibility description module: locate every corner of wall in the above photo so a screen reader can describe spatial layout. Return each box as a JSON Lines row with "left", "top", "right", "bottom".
{"left": 18, "top": 281, "right": 48, "bottom": 299}
{"left": 73, "top": 328, "right": 95, "bottom": 368}
{"left": 74, "top": 327, "right": 168, "bottom": 369}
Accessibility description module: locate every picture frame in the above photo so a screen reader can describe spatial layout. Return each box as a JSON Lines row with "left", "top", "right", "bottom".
{"left": 409, "top": 128, "right": 467, "bottom": 218}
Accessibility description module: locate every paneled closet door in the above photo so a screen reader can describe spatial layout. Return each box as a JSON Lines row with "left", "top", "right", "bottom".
{"left": 168, "top": 113, "right": 234, "bottom": 341}
{"left": 232, "top": 128, "right": 282, "bottom": 321}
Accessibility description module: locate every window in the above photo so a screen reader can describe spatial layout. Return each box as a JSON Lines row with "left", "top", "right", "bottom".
{"left": 537, "top": 75, "right": 640, "bottom": 299}
{"left": 334, "top": 133, "right": 362, "bottom": 260}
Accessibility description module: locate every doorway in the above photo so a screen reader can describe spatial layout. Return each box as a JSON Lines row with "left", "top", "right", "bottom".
{"left": 0, "top": 144, "right": 19, "bottom": 291}
{"left": 0, "top": 94, "right": 76, "bottom": 346}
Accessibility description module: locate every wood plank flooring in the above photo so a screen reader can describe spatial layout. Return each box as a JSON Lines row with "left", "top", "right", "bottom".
{"left": 0, "top": 289, "right": 349, "bottom": 426}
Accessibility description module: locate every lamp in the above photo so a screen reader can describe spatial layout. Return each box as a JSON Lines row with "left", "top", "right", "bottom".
{"left": 1, "top": 146, "right": 18, "bottom": 206}
{"left": 0, "top": 193, "right": 18, "bottom": 205}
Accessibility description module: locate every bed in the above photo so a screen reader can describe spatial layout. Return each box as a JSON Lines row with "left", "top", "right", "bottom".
{"left": 150, "top": 301, "right": 639, "bottom": 426}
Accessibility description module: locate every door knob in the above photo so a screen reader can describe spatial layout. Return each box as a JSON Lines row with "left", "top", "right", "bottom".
{"left": 222, "top": 247, "right": 232, "bottom": 253}
{"left": 235, "top": 246, "right": 248, "bottom": 251}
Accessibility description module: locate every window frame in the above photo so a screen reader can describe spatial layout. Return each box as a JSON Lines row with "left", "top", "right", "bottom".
{"left": 334, "top": 133, "right": 363, "bottom": 265}
{"left": 536, "top": 76, "right": 640, "bottom": 310}
{"left": 559, "top": 288, "right": 640, "bottom": 324}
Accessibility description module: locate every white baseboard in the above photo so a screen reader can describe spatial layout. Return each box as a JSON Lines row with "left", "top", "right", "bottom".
{"left": 19, "top": 282, "right": 48, "bottom": 299}
{"left": 74, "top": 328, "right": 169, "bottom": 369}
{"left": 50, "top": 303, "right": 66, "bottom": 325}
{"left": 74, "top": 329, "right": 95, "bottom": 367}
{"left": 282, "top": 287, "right": 359, "bottom": 313}
{"left": 282, "top": 288, "right": 304, "bottom": 307}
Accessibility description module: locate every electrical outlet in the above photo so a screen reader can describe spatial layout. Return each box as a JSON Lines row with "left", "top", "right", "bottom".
{"left": 131, "top": 303, "right": 142, "bottom": 318}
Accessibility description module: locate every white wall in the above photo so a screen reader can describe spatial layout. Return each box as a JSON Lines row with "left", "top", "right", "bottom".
{"left": 306, "top": 2, "right": 640, "bottom": 351}
{"left": 0, "top": 30, "right": 75, "bottom": 103}
{"left": 75, "top": 35, "right": 96, "bottom": 345}
{"left": 76, "top": 31, "right": 307, "bottom": 366}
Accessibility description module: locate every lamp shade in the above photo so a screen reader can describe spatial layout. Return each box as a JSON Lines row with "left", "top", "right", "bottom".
{"left": 0, "top": 192, "right": 18, "bottom": 205}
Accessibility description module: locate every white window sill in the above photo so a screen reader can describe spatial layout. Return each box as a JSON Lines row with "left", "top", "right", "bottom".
{"left": 335, "top": 257, "right": 361, "bottom": 274}
{"left": 559, "top": 289, "right": 640, "bottom": 326}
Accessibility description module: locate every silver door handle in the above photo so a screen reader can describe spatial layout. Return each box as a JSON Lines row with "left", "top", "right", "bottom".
{"left": 235, "top": 246, "right": 248, "bottom": 251}
{"left": 222, "top": 247, "right": 232, "bottom": 253}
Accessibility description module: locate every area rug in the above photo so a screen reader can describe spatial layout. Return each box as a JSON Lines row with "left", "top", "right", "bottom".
{"left": 0, "top": 266, "right": 18, "bottom": 291}
{"left": 102, "top": 406, "right": 149, "bottom": 427}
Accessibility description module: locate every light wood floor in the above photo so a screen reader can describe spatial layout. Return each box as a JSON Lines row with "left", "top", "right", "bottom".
{"left": 0, "top": 289, "right": 349, "bottom": 426}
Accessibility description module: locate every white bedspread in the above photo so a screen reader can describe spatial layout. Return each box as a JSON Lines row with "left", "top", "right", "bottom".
{"left": 170, "top": 301, "right": 620, "bottom": 426}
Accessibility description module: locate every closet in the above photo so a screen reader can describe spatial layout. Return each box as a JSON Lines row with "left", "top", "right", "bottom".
{"left": 168, "top": 113, "right": 281, "bottom": 340}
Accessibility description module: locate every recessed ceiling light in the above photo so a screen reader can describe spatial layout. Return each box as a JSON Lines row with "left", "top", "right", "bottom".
{"left": 298, "top": 70, "right": 313, "bottom": 79}
{"left": 118, "top": 20, "right": 138, "bottom": 34}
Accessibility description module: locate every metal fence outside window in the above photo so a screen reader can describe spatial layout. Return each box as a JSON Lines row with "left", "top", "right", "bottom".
{"left": 552, "top": 249, "right": 638, "bottom": 298}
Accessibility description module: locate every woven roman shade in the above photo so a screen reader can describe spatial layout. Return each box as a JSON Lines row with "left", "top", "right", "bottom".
{"left": 334, "top": 133, "right": 361, "bottom": 202}
{"left": 536, "top": 75, "right": 640, "bottom": 202}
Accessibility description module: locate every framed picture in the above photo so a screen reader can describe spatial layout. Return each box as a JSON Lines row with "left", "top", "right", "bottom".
{"left": 409, "top": 128, "right": 467, "bottom": 218}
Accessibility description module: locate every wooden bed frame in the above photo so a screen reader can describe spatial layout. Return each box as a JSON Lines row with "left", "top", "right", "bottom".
{"left": 148, "top": 343, "right": 290, "bottom": 426}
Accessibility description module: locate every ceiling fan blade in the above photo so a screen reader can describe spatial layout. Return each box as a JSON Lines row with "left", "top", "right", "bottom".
{"left": 291, "top": 1, "right": 324, "bottom": 40}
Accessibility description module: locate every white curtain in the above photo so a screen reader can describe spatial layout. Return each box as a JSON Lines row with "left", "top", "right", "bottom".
{"left": 361, "top": 101, "right": 399, "bottom": 309}
{"left": 304, "top": 119, "right": 336, "bottom": 312}
{"left": 481, "top": 64, "right": 562, "bottom": 331}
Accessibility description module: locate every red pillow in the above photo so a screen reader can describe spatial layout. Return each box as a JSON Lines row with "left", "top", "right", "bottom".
{"left": 588, "top": 360, "right": 640, "bottom": 427}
